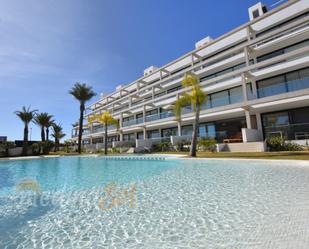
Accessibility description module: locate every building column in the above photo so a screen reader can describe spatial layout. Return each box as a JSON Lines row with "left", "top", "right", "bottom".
{"left": 158, "top": 128, "right": 162, "bottom": 138}
{"left": 241, "top": 73, "right": 248, "bottom": 103}
{"left": 143, "top": 105, "right": 146, "bottom": 123}
{"left": 90, "top": 136, "right": 93, "bottom": 145}
{"left": 251, "top": 78, "right": 258, "bottom": 99}
{"left": 256, "top": 113, "right": 264, "bottom": 140}
{"left": 177, "top": 122, "right": 182, "bottom": 136}
{"left": 119, "top": 131, "right": 123, "bottom": 142}
{"left": 245, "top": 110, "right": 252, "bottom": 129}
{"left": 119, "top": 112, "right": 123, "bottom": 128}
{"left": 143, "top": 127, "right": 147, "bottom": 140}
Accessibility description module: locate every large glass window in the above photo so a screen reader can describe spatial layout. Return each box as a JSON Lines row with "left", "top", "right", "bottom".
{"left": 182, "top": 125, "right": 193, "bottom": 136}
{"left": 229, "top": 86, "right": 243, "bottom": 104}
{"left": 136, "top": 132, "right": 144, "bottom": 139}
{"left": 199, "top": 123, "right": 216, "bottom": 138}
{"left": 262, "top": 107, "right": 309, "bottom": 140}
{"left": 162, "top": 127, "right": 177, "bottom": 137}
{"left": 211, "top": 91, "right": 229, "bottom": 107}
{"left": 147, "top": 130, "right": 160, "bottom": 139}
{"left": 123, "top": 133, "right": 135, "bottom": 141}
{"left": 262, "top": 112, "right": 289, "bottom": 127}
{"left": 257, "top": 75, "right": 286, "bottom": 97}
{"left": 257, "top": 67, "right": 309, "bottom": 98}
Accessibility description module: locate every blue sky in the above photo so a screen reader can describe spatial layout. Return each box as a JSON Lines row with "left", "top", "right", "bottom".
{"left": 0, "top": 0, "right": 277, "bottom": 141}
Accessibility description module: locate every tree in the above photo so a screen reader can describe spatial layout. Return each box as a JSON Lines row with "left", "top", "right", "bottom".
{"left": 88, "top": 112, "right": 118, "bottom": 155}
{"left": 14, "top": 106, "right": 37, "bottom": 155}
{"left": 52, "top": 123, "right": 66, "bottom": 151}
{"left": 46, "top": 118, "right": 55, "bottom": 141}
{"left": 69, "top": 83, "right": 96, "bottom": 154}
{"left": 33, "top": 112, "right": 54, "bottom": 142}
{"left": 174, "top": 72, "right": 207, "bottom": 157}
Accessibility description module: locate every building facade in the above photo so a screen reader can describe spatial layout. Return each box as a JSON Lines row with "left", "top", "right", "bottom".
{"left": 72, "top": 0, "right": 309, "bottom": 151}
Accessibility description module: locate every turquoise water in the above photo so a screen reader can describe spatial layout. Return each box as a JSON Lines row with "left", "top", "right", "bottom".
{"left": 0, "top": 156, "right": 309, "bottom": 248}
{"left": 0, "top": 156, "right": 178, "bottom": 195}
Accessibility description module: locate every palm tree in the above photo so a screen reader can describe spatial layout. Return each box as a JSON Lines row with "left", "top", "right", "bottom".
{"left": 174, "top": 72, "right": 208, "bottom": 157}
{"left": 52, "top": 123, "right": 66, "bottom": 151}
{"left": 88, "top": 112, "right": 118, "bottom": 155}
{"left": 14, "top": 106, "right": 37, "bottom": 155}
{"left": 69, "top": 83, "right": 96, "bottom": 154}
{"left": 33, "top": 112, "right": 54, "bottom": 142}
{"left": 45, "top": 118, "right": 55, "bottom": 141}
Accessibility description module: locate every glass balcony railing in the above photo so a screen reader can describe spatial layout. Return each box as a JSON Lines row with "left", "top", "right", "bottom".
{"left": 201, "top": 93, "right": 243, "bottom": 110}
{"left": 145, "top": 114, "right": 159, "bottom": 122}
{"left": 145, "top": 111, "right": 175, "bottom": 122}
{"left": 122, "top": 119, "right": 137, "bottom": 127}
{"left": 257, "top": 77, "right": 309, "bottom": 98}
{"left": 136, "top": 117, "right": 144, "bottom": 124}
{"left": 92, "top": 127, "right": 104, "bottom": 133}
{"left": 264, "top": 122, "right": 309, "bottom": 140}
{"left": 122, "top": 117, "right": 144, "bottom": 127}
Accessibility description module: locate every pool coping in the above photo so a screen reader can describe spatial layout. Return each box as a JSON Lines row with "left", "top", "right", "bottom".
{"left": 1, "top": 153, "right": 309, "bottom": 166}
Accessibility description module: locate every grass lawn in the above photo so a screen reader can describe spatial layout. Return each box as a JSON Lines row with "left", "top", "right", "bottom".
{"left": 156, "top": 151, "right": 309, "bottom": 160}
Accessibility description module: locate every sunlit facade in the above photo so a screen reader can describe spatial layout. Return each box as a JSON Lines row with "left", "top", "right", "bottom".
{"left": 72, "top": 0, "right": 309, "bottom": 152}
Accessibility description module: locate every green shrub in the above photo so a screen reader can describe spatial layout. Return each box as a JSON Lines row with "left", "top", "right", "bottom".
{"left": 198, "top": 138, "right": 217, "bottom": 152}
{"left": 0, "top": 141, "right": 16, "bottom": 157}
{"left": 266, "top": 136, "right": 285, "bottom": 151}
{"left": 153, "top": 141, "right": 172, "bottom": 152}
{"left": 175, "top": 141, "right": 190, "bottom": 152}
{"left": 31, "top": 143, "right": 41, "bottom": 155}
{"left": 284, "top": 141, "right": 303, "bottom": 151}
{"left": 266, "top": 136, "right": 303, "bottom": 151}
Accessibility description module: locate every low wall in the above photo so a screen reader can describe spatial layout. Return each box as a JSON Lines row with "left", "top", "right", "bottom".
{"left": 8, "top": 147, "right": 23, "bottom": 156}
{"left": 289, "top": 139, "right": 309, "bottom": 146}
{"left": 112, "top": 141, "right": 135, "bottom": 148}
{"left": 242, "top": 128, "right": 263, "bottom": 142}
{"left": 136, "top": 139, "right": 152, "bottom": 149}
{"left": 216, "top": 144, "right": 226, "bottom": 152}
{"left": 170, "top": 135, "right": 191, "bottom": 145}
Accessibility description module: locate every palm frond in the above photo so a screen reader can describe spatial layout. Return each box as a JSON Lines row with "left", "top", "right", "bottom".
{"left": 174, "top": 94, "right": 192, "bottom": 121}
{"left": 14, "top": 106, "right": 37, "bottom": 124}
{"left": 69, "top": 82, "right": 96, "bottom": 104}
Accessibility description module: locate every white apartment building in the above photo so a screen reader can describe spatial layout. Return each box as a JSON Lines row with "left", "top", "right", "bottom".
{"left": 72, "top": 0, "right": 309, "bottom": 152}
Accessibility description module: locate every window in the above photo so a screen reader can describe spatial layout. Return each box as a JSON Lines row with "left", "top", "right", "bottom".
{"left": 229, "top": 86, "right": 243, "bottom": 104}
{"left": 299, "top": 67, "right": 309, "bottom": 78}
{"left": 199, "top": 123, "right": 216, "bottom": 138}
{"left": 182, "top": 125, "right": 193, "bottom": 136}
{"left": 147, "top": 130, "right": 160, "bottom": 139}
{"left": 257, "top": 39, "right": 309, "bottom": 63}
{"left": 257, "top": 67, "right": 309, "bottom": 98}
{"left": 146, "top": 109, "right": 158, "bottom": 116}
{"left": 257, "top": 75, "right": 286, "bottom": 97}
{"left": 211, "top": 91, "right": 229, "bottom": 107}
{"left": 162, "top": 127, "right": 177, "bottom": 137}
{"left": 262, "top": 112, "right": 289, "bottom": 127}
{"left": 137, "top": 132, "right": 144, "bottom": 139}
{"left": 167, "top": 85, "right": 182, "bottom": 94}
{"left": 123, "top": 133, "right": 135, "bottom": 141}
{"left": 252, "top": 9, "right": 260, "bottom": 19}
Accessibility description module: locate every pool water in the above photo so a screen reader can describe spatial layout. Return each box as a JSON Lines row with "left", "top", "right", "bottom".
{"left": 0, "top": 156, "right": 309, "bottom": 248}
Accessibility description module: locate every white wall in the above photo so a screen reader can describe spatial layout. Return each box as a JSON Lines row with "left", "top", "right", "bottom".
{"left": 242, "top": 128, "right": 263, "bottom": 142}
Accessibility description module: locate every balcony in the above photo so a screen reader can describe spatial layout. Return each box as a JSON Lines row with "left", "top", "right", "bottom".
{"left": 145, "top": 111, "right": 174, "bottom": 122}
{"left": 122, "top": 117, "right": 144, "bottom": 127}
{"left": 257, "top": 76, "right": 309, "bottom": 98}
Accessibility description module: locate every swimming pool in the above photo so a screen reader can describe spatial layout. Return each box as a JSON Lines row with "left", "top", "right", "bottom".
{"left": 0, "top": 156, "right": 309, "bottom": 248}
